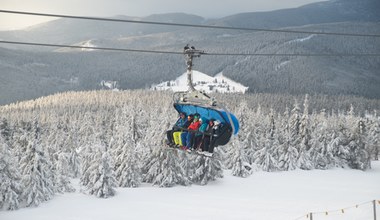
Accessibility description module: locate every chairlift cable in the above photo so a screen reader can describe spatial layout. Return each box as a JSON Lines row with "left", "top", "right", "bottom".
{"left": 1, "top": 10, "right": 380, "bottom": 38}
{"left": 1, "top": 40, "right": 380, "bottom": 57}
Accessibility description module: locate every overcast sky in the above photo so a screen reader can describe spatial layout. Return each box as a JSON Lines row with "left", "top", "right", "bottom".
{"left": 0, "top": 0, "right": 325, "bottom": 30}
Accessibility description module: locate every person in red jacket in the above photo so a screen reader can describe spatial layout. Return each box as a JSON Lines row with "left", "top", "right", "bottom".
{"left": 181, "top": 114, "right": 201, "bottom": 150}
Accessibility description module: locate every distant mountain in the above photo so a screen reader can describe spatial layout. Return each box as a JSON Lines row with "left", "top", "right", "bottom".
{"left": 0, "top": 0, "right": 380, "bottom": 105}
{"left": 151, "top": 71, "right": 249, "bottom": 93}
{"left": 212, "top": 0, "right": 380, "bottom": 29}
{"left": 1, "top": 0, "right": 379, "bottom": 49}
{"left": 0, "top": 13, "right": 205, "bottom": 50}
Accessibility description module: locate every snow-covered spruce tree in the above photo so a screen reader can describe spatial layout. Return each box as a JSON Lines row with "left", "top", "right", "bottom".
{"left": 277, "top": 128, "right": 299, "bottom": 171}
{"left": 0, "top": 135, "right": 22, "bottom": 210}
{"left": 297, "top": 96, "right": 313, "bottom": 170}
{"left": 82, "top": 142, "right": 117, "bottom": 198}
{"left": 252, "top": 111, "right": 280, "bottom": 172}
{"left": 142, "top": 147, "right": 190, "bottom": 187}
{"left": 299, "top": 95, "right": 311, "bottom": 150}
{"left": 277, "top": 102, "right": 300, "bottom": 171}
{"left": 230, "top": 140, "right": 252, "bottom": 177}
{"left": 79, "top": 141, "right": 94, "bottom": 187}
{"left": 115, "top": 142, "right": 142, "bottom": 188}
{"left": 250, "top": 107, "right": 277, "bottom": 168}
{"left": 54, "top": 151, "right": 75, "bottom": 193}
{"left": 19, "top": 118, "right": 55, "bottom": 207}
{"left": 110, "top": 108, "right": 128, "bottom": 170}
{"left": 190, "top": 150, "right": 223, "bottom": 185}
{"left": 297, "top": 140, "right": 313, "bottom": 170}
{"left": 246, "top": 105, "right": 263, "bottom": 164}
{"left": 79, "top": 115, "right": 98, "bottom": 187}
{"left": 309, "top": 115, "right": 336, "bottom": 169}
{"left": 66, "top": 123, "right": 81, "bottom": 178}
{"left": 223, "top": 144, "right": 236, "bottom": 170}
{"left": 253, "top": 143, "right": 279, "bottom": 172}
{"left": 367, "top": 115, "right": 380, "bottom": 160}
{"left": 289, "top": 100, "right": 302, "bottom": 151}
{"left": 12, "top": 121, "right": 31, "bottom": 163}
{"left": 177, "top": 150, "right": 195, "bottom": 180}
{"left": 43, "top": 118, "right": 75, "bottom": 193}
{"left": 111, "top": 108, "right": 142, "bottom": 187}
{"left": 347, "top": 119, "right": 371, "bottom": 170}
{"left": 227, "top": 105, "right": 254, "bottom": 175}
{"left": 68, "top": 147, "right": 81, "bottom": 178}
{"left": 77, "top": 112, "right": 97, "bottom": 152}
{"left": 224, "top": 101, "right": 255, "bottom": 169}
{"left": 143, "top": 100, "right": 172, "bottom": 148}
{"left": 328, "top": 121, "right": 351, "bottom": 168}
{"left": 0, "top": 118, "right": 12, "bottom": 144}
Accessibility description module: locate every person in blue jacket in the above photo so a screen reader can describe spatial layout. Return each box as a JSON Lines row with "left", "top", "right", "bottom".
{"left": 166, "top": 112, "right": 189, "bottom": 145}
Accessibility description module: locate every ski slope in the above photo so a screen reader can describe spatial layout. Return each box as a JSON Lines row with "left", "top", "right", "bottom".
{"left": 1, "top": 161, "right": 380, "bottom": 220}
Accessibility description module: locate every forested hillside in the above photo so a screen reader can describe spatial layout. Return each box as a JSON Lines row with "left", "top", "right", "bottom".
{"left": 1, "top": 21, "right": 380, "bottom": 105}
{"left": 0, "top": 90, "right": 379, "bottom": 210}
{"left": 0, "top": 0, "right": 379, "bottom": 105}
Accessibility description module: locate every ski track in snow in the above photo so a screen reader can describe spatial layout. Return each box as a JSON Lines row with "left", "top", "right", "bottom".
{"left": 287, "top": 34, "right": 316, "bottom": 44}
{"left": 275, "top": 60, "right": 291, "bottom": 71}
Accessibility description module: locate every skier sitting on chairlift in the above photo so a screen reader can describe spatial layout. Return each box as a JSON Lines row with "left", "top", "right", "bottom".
{"left": 166, "top": 112, "right": 189, "bottom": 145}
{"left": 181, "top": 114, "right": 201, "bottom": 150}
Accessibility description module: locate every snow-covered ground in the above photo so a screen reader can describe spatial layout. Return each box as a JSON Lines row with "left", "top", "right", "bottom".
{"left": 2, "top": 161, "right": 380, "bottom": 220}
{"left": 287, "top": 34, "right": 316, "bottom": 44}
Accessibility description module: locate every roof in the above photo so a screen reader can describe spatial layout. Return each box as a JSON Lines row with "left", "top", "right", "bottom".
{"left": 173, "top": 103, "right": 239, "bottom": 135}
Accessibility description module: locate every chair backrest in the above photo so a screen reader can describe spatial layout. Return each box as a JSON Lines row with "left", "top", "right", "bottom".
{"left": 213, "top": 123, "right": 232, "bottom": 146}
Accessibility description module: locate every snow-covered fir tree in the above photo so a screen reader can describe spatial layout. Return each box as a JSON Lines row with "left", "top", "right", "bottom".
{"left": 19, "top": 118, "right": 55, "bottom": 207}
{"left": 230, "top": 140, "right": 252, "bottom": 177}
{"left": 288, "top": 100, "right": 302, "bottom": 151}
{"left": 0, "top": 135, "right": 22, "bottom": 210}
{"left": 79, "top": 115, "right": 98, "bottom": 187}
{"left": 224, "top": 101, "right": 255, "bottom": 169}
{"left": 54, "top": 151, "right": 75, "bottom": 193}
{"left": 347, "top": 119, "right": 371, "bottom": 170}
{"left": 111, "top": 108, "right": 142, "bottom": 187}
{"left": 309, "top": 117, "right": 336, "bottom": 169}
{"left": 67, "top": 123, "right": 81, "bottom": 178}
{"left": 252, "top": 112, "right": 280, "bottom": 172}
{"left": 0, "top": 118, "right": 12, "bottom": 144}
{"left": 367, "top": 115, "right": 379, "bottom": 160}
{"left": 82, "top": 141, "right": 117, "bottom": 198}
{"left": 276, "top": 102, "right": 302, "bottom": 171}
{"left": 277, "top": 128, "right": 299, "bottom": 171}
{"left": 328, "top": 122, "right": 351, "bottom": 168}
{"left": 143, "top": 147, "right": 190, "bottom": 187}
{"left": 297, "top": 96, "right": 313, "bottom": 170}
{"left": 115, "top": 142, "right": 142, "bottom": 188}
{"left": 191, "top": 150, "right": 223, "bottom": 185}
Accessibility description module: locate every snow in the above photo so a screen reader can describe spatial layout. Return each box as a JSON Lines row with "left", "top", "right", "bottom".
{"left": 55, "top": 40, "right": 97, "bottom": 52}
{"left": 287, "top": 34, "right": 316, "bottom": 44}
{"left": 100, "top": 80, "right": 119, "bottom": 91}
{"left": 2, "top": 161, "right": 379, "bottom": 220}
{"left": 151, "top": 70, "right": 249, "bottom": 94}
{"left": 275, "top": 60, "right": 291, "bottom": 71}
{"left": 80, "top": 40, "right": 96, "bottom": 51}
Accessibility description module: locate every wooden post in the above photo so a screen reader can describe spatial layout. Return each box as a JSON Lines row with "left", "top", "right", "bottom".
{"left": 374, "top": 200, "right": 377, "bottom": 220}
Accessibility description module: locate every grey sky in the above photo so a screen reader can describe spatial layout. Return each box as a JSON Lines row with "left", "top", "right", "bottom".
{"left": 0, "top": 0, "right": 324, "bottom": 30}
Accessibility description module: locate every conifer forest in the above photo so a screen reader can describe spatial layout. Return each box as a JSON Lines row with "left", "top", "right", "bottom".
{"left": 0, "top": 90, "right": 379, "bottom": 210}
